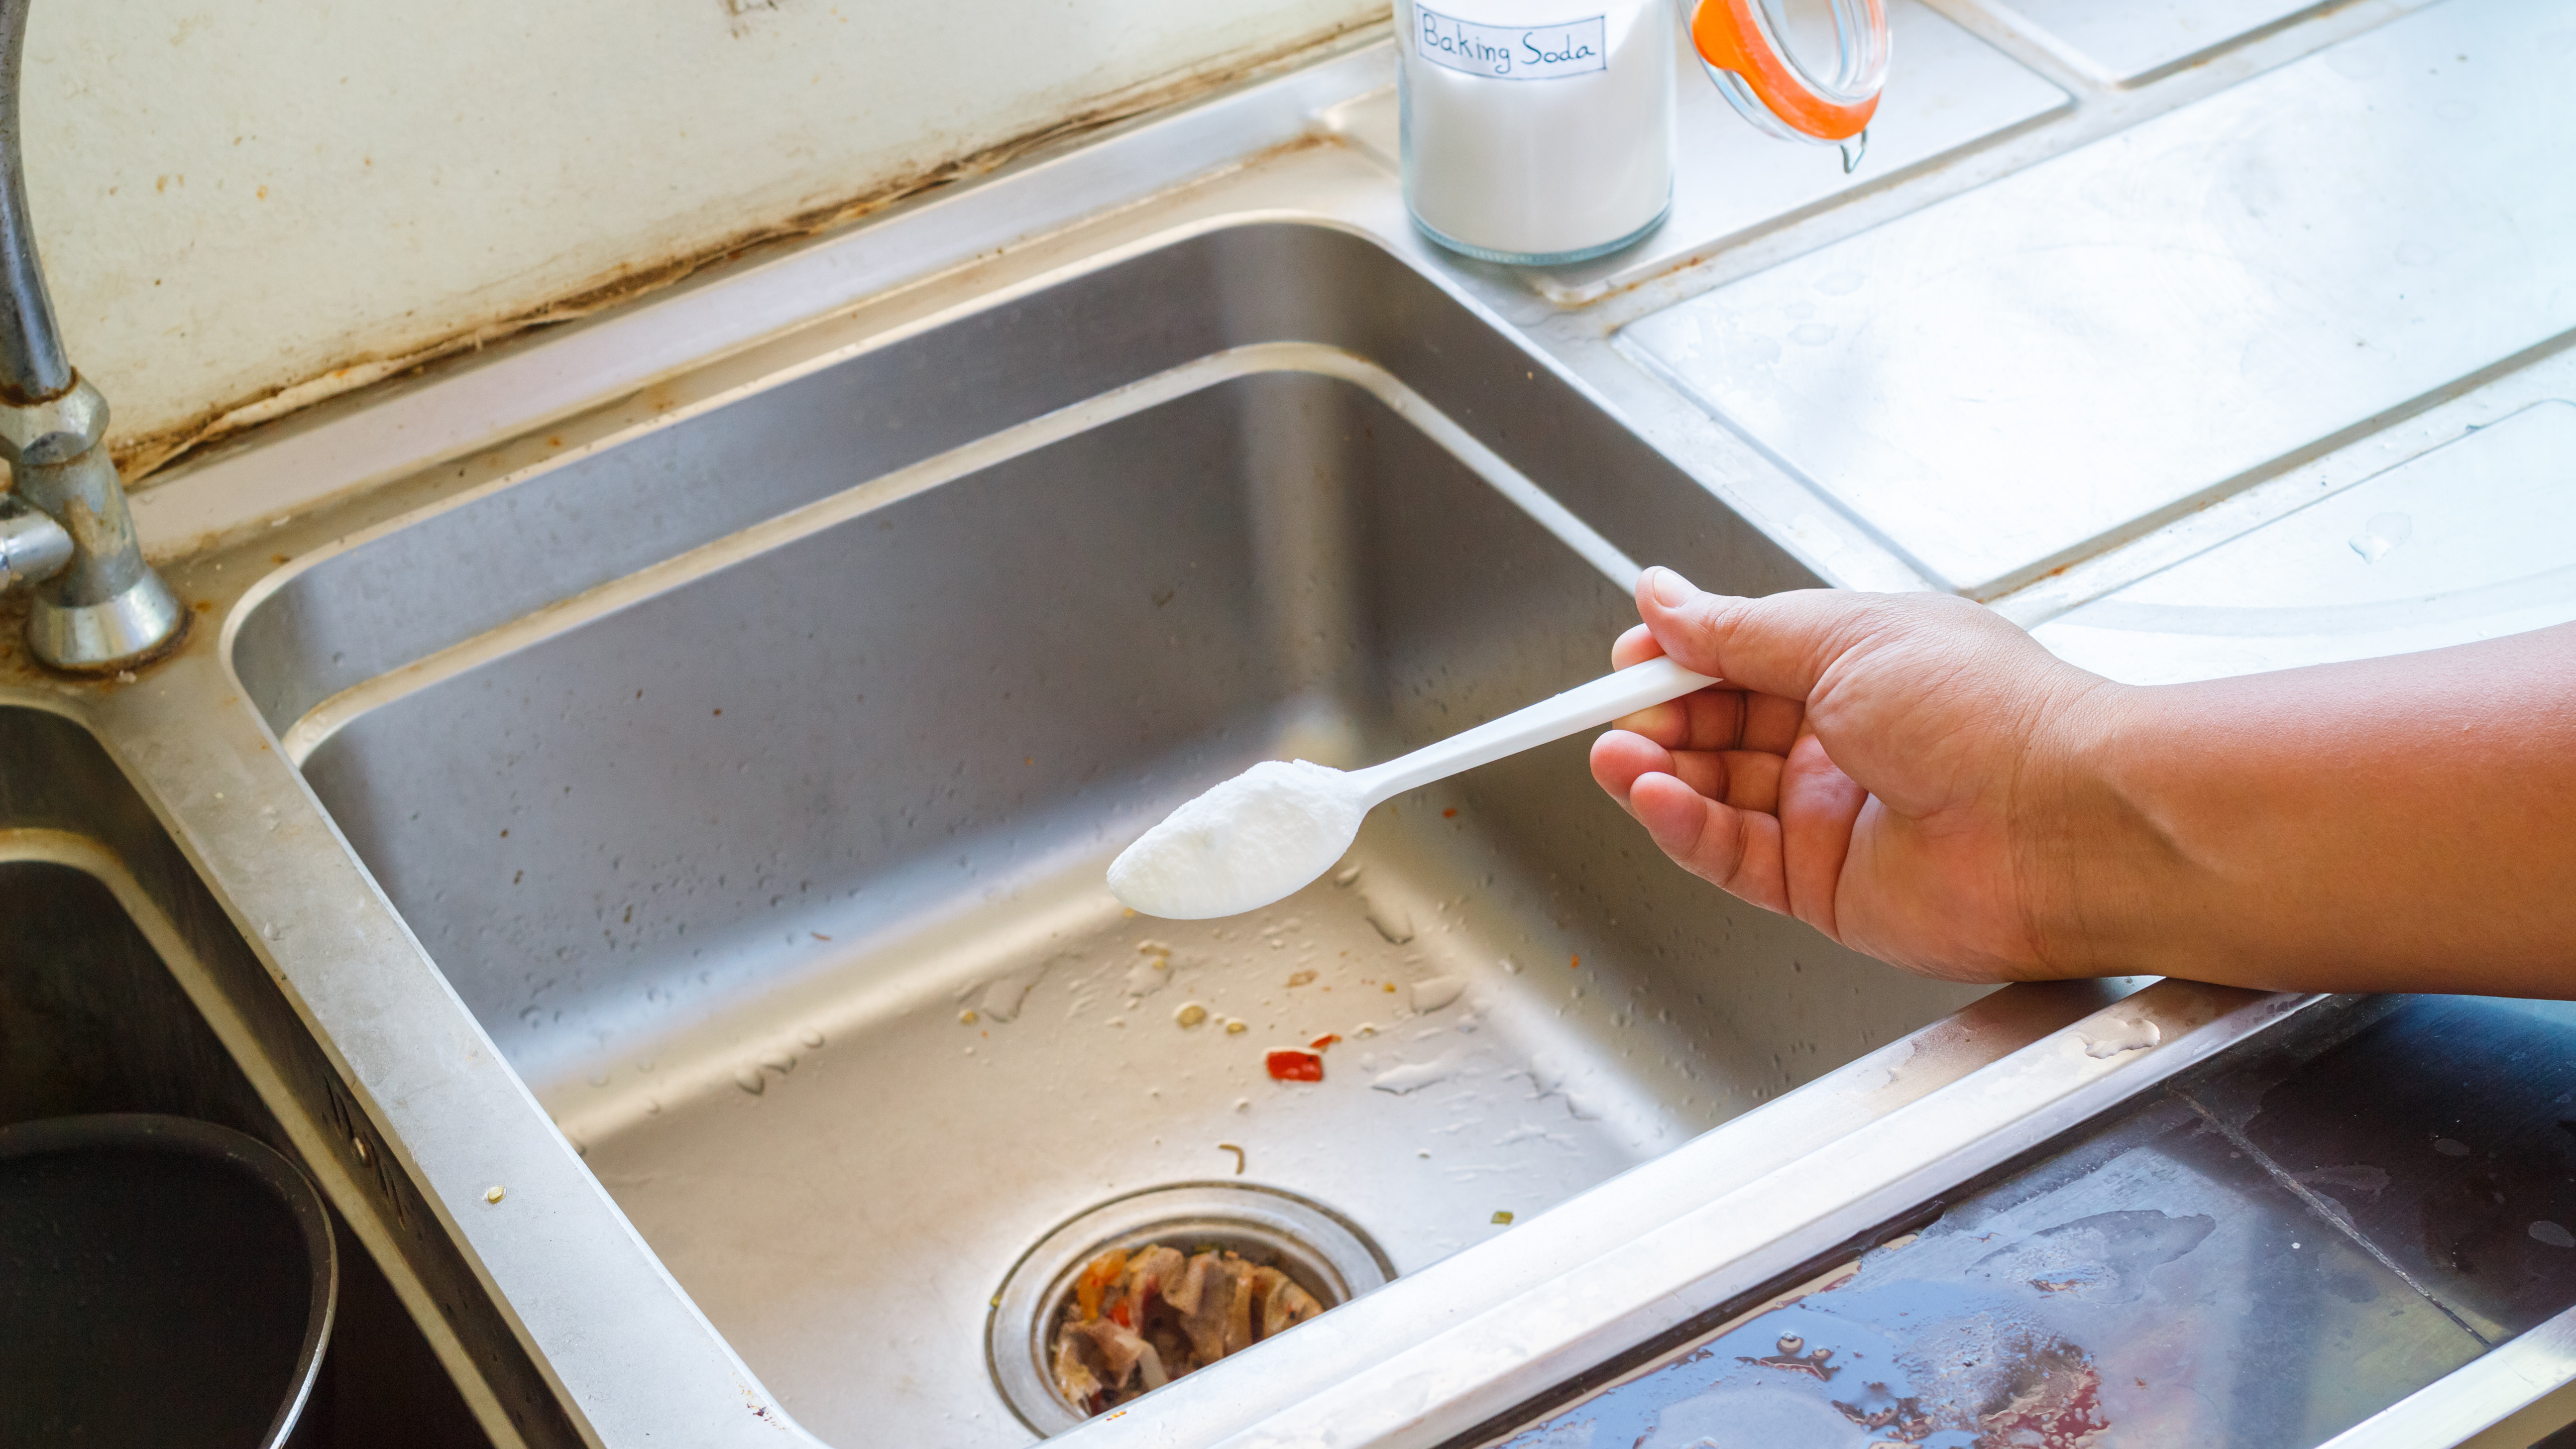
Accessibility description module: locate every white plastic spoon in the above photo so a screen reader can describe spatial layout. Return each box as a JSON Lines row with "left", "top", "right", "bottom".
{"left": 1109, "top": 655, "right": 1718, "bottom": 919}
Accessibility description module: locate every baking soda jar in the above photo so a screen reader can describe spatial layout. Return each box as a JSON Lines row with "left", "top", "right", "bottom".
{"left": 1398, "top": 0, "right": 1677, "bottom": 265}
{"left": 1398, "top": 0, "right": 1893, "bottom": 267}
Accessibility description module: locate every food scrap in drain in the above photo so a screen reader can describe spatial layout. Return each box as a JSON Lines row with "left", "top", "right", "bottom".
{"left": 1265, "top": 1049, "right": 1323, "bottom": 1082}
{"left": 1051, "top": 1245, "right": 1324, "bottom": 1413}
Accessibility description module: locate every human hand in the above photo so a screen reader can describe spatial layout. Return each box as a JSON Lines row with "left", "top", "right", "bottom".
{"left": 1589, "top": 568, "right": 2123, "bottom": 983}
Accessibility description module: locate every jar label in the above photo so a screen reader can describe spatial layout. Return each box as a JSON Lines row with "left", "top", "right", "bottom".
{"left": 1414, "top": 7, "right": 1608, "bottom": 80}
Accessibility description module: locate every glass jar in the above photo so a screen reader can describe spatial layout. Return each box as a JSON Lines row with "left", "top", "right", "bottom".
{"left": 1398, "top": 0, "right": 1678, "bottom": 266}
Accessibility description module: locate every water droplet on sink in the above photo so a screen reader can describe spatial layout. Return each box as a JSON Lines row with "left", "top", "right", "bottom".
{"left": 1363, "top": 895, "right": 1414, "bottom": 944}
{"left": 1372, "top": 1049, "right": 1466, "bottom": 1095}
{"left": 1412, "top": 976, "right": 1467, "bottom": 1013}
{"left": 800, "top": 1028, "right": 825, "bottom": 1048}
{"left": 2350, "top": 512, "right": 2412, "bottom": 563}
{"left": 733, "top": 1066, "right": 765, "bottom": 1095}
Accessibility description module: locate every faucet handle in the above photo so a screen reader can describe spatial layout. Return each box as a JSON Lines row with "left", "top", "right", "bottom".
{"left": 0, "top": 490, "right": 69, "bottom": 587}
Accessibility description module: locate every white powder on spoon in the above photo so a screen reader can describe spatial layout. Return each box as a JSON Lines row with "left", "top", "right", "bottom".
{"left": 1109, "top": 761, "right": 1365, "bottom": 920}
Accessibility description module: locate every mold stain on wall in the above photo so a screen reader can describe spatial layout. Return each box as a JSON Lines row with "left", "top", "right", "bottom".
{"left": 12, "top": 0, "right": 1388, "bottom": 478}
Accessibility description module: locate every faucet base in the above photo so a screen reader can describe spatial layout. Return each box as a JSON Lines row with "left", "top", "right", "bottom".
{"left": 29, "top": 567, "right": 188, "bottom": 673}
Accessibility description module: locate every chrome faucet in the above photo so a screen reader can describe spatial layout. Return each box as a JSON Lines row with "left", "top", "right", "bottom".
{"left": 0, "top": 0, "right": 184, "bottom": 672}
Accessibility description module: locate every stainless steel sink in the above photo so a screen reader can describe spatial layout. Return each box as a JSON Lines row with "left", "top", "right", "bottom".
{"left": 20, "top": 2, "right": 2494, "bottom": 1436}
{"left": 227, "top": 222, "right": 1993, "bottom": 1444}
{"left": 0, "top": 704, "right": 564, "bottom": 1448}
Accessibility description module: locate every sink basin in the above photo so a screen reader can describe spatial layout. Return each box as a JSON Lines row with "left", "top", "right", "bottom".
{"left": 229, "top": 222, "right": 1990, "bottom": 1444}
{"left": 0, "top": 704, "right": 566, "bottom": 1448}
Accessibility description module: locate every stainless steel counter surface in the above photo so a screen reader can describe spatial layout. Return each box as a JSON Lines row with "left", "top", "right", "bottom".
{"left": 9, "top": 0, "right": 2570, "bottom": 1446}
{"left": 2034, "top": 396, "right": 2576, "bottom": 684}
{"left": 1618, "top": 0, "right": 2575, "bottom": 599}
{"left": 1981, "top": 0, "right": 2341, "bottom": 84}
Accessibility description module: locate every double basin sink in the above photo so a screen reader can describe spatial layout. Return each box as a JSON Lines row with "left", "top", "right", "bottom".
{"left": 16, "top": 216, "right": 2269, "bottom": 1446}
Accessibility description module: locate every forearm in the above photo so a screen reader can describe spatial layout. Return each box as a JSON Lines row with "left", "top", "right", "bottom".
{"left": 2039, "top": 621, "right": 2576, "bottom": 993}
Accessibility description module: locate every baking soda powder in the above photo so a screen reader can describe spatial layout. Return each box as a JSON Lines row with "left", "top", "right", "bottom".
{"left": 1108, "top": 761, "right": 1365, "bottom": 920}
{"left": 1399, "top": 0, "right": 1675, "bottom": 264}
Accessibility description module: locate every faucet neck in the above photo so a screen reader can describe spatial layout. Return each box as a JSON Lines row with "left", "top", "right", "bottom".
{"left": 0, "top": 0, "right": 70, "bottom": 406}
{"left": 0, "top": 0, "right": 186, "bottom": 672}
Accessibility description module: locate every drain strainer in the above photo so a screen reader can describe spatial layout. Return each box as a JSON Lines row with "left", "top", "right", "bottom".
{"left": 988, "top": 1182, "right": 1394, "bottom": 1434}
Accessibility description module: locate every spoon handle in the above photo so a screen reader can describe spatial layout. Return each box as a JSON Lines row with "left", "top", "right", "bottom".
{"left": 1350, "top": 656, "right": 1719, "bottom": 804}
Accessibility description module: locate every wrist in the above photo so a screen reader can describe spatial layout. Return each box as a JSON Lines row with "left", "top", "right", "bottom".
{"left": 2012, "top": 674, "right": 2190, "bottom": 978}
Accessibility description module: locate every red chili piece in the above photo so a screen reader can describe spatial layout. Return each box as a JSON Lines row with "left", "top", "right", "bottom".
{"left": 1308, "top": 1033, "right": 1342, "bottom": 1052}
{"left": 1266, "top": 1049, "right": 1324, "bottom": 1083}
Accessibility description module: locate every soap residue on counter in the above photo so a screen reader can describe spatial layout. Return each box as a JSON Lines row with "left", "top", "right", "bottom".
{"left": 1109, "top": 761, "right": 1362, "bottom": 919}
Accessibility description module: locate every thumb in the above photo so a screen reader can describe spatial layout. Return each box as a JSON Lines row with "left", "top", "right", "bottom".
{"left": 1634, "top": 567, "right": 1895, "bottom": 706}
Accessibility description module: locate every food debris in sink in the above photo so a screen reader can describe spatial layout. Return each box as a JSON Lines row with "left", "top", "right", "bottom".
{"left": 1265, "top": 1049, "right": 1325, "bottom": 1082}
{"left": 1049, "top": 1245, "right": 1325, "bottom": 1412}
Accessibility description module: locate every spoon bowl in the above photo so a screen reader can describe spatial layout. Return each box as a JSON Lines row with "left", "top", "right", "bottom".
{"left": 1110, "top": 655, "right": 1716, "bottom": 918}
{"left": 1106, "top": 760, "right": 1367, "bottom": 920}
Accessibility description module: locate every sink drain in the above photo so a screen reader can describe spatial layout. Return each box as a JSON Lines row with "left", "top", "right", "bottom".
{"left": 988, "top": 1182, "right": 1394, "bottom": 1434}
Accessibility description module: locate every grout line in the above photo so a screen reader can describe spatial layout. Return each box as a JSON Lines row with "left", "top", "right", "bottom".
{"left": 2176, "top": 1086, "right": 2492, "bottom": 1348}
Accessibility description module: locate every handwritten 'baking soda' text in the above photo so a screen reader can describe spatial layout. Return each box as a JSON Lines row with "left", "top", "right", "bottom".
{"left": 1415, "top": 8, "right": 1608, "bottom": 80}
